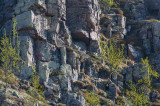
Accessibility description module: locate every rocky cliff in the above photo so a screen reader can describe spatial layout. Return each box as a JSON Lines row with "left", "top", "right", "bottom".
{"left": 0, "top": 0, "right": 160, "bottom": 105}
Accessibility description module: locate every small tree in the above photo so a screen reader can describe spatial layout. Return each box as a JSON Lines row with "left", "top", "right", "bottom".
{"left": 30, "top": 71, "right": 44, "bottom": 96}
{"left": 127, "top": 58, "right": 159, "bottom": 106}
{"left": 0, "top": 17, "right": 21, "bottom": 93}
{"left": 139, "top": 57, "right": 159, "bottom": 87}
{"left": 99, "top": 0, "right": 116, "bottom": 13}
{"left": 86, "top": 91, "right": 100, "bottom": 106}
{"left": 97, "top": 38, "right": 125, "bottom": 77}
{"left": 29, "top": 71, "right": 46, "bottom": 104}
{"left": 127, "top": 81, "right": 149, "bottom": 106}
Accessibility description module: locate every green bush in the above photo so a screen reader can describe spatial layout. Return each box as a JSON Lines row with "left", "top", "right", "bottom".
{"left": 126, "top": 58, "right": 159, "bottom": 106}
{"left": 103, "top": 0, "right": 115, "bottom": 7}
{"left": 127, "top": 81, "right": 149, "bottom": 106}
{"left": 86, "top": 91, "right": 100, "bottom": 106}
{"left": 139, "top": 57, "right": 159, "bottom": 87}
{"left": 96, "top": 38, "right": 125, "bottom": 74}
{"left": 30, "top": 71, "right": 46, "bottom": 104}
{"left": 99, "top": 0, "right": 117, "bottom": 12}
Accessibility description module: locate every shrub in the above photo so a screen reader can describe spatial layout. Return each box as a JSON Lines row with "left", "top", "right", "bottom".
{"left": 139, "top": 57, "right": 159, "bottom": 87}
{"left": 86, "top": 91, "right": 100, "bottom": 106}
{"left": 99, "top": 0, "right": 117, "bottom": 12}
{"left": 127, "top": 81, "right": 149, "bottom": 106}
{"left": 0, "top": 16, "right": 21, "bottom": 92}
{"left": 96, "top": 38, "right": 125, "bottom": 74}
{"left": 126, "top": 58, "right": 159, "bottom": 106}
{"left": 29, "top": 71, "right": 46, "bottom": 104}
{"left": 0, "top": 69, "right": 16, "bottom": 84}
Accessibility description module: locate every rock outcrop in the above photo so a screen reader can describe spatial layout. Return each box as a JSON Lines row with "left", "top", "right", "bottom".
{"left": 0, "top": 0, "right": 102, "bottom": 105}
{"left": 1, "top": 0, "right": 160, "bottom": 105}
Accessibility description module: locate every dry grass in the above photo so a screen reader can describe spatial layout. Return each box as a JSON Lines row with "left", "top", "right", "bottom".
{"left": 111, "top": 8, "right": 124, "bottom": 16}
{"left": 97, "top": 88, "right": 107, "bottom": 97}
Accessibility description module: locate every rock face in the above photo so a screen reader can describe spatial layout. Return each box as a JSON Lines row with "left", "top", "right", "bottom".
{"left": 144, "top": 0, "right": 160, "bottom": 19}
{"left": 123, "top": 0, "right": 160, "bottom": 87}
{"left": 1, "top": 0, "right": 160, "bottom": 105}
{"left": 0, "top": 0, "right": 102, "bottom": 105}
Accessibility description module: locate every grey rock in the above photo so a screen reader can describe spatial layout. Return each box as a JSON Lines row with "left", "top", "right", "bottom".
{"left": 19, "top": 35, "right": 35, "bottom": 79}
{"left": 44, "top": 82, "right": 60, "bottom": 92}
{"left": 58, "top": 75, "right": 72, "bottom": 91}
{"left": 125, "top": 67, "right": 133, "bottom": 82}
{"left": 109, "top": 83, "right": 118, "bottom": 99}
{"left": 144, "top": 0, "right": 160, "bottom": 19}
{"left": 152, "top": 22, "right": 160, "bottom": 37}
{"left": 132, "top": 3, "right": 147, "bottom": 20}
{"left": 16, "top": 11, "right": 34, "bottom": 30}
{"left": 60, "top": 64, "right": 72, "bottom": 77}
{"left": 66, "top": 0, "right": 101, "bottom": 48}
{"left": 67, "top": 51, "right": 77, "bottom": 69}
{"left": 67, "top": 91, "right": 85, "bottom": 106}
{"left": 143, "top": 39, "right": 151, "bottom": 55}
{"left": 60, "top": 47, "right": 67, "bottom": 64}
{"left": 38, "top": 61, "right": 60, "bottom": 83}
{"left": 72, "top": 69, "right": 78, "bottom": 82}
{"left": 153, "top": 36, "right": 160, "bottom": 53}
{"left": 36, "top": 40, "right": 57, "bottom": 62}
{"left": 73, "top": 41, "right": 87, "bottom": 52}
{"left": 128, "top": 44, "right": 144, "bottom": 61}
{"left": 12, "top": 92, "right": 20, "bottom": 98}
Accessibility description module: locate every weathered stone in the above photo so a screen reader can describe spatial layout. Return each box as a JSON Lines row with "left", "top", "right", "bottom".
{"left": 144, "top": 0, "right": 160, "bottom": 19}
{"left": 143, "top": 39, "right": 151, "bottom": 55}
{"left": 125, "top": 67, "right": 133, "bottom": 82}
{"left": 109, "top": 83, "right": 118, "bottom": 99}
{"left": 139, "top": 27, "right": 147, "bottom": 39}
{"left": 132, "top": 3, "right": 147, "bottom": 20}
{"left": 46, "top": 4, "right": 59, "bottom": 16}
{"left": 60, "top": 47, "right": 67, "bottom": 64}
{"left": 38, "top": 61, "right": 60, "bottom": 83}
{"left": 73, "top": 41, "right": 87, "bottom": 52}
{"left": 58, "top": 75, "right": 72, "bottom": 91}
{"left": 153, "top": 36, "right": 160, "bottom": 53}
{"left": 16, "top": 10, "right": 49, "bottom": 40}
{"left": 16, "top": 11, "right": 34, "bottom": 30}
{"left": 32, "top": 15, "right": 49, "bottom": 40}
{"left": 60, "top": 64, "right": 72, "bottom": 77}
{"left": 44, "top": 82, "right": 60, "bottom": 92}
{"left": 66, "top": 0, "right": 101, "bottom": 47}
{"left": 57, "top": 64, "right": 73, "bottom": 90}
{"left": 12, "top": 92, "right": 20, "bottom": 98}
{"left": 128, "top": 44, "right": 144, "bottom": 61}
{"left": 67, "top": 51, "right": 77, "bottom": 69}
{"left": 18, "top": 34, "right": 35, "bottom": 79}
{"left": 36, "top": 40, "right": 57, "bottom": 62}
{"left": 72, "top": 69, "right": 78, "bottom": 82}
{"left": 152, "top": 22, "right": 160, "bottom": 37}
{"left": 67, "top": 91, "right": 85, "bottom": 106}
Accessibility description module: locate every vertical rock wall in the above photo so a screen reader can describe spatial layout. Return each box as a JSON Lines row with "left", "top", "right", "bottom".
{"left": 0, "top": 0, "right": 101, "bottom": 105}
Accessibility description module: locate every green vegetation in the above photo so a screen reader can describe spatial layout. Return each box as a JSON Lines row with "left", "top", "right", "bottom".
{"left": 97, "top": 38, "right": 125, "bottom": 74}
{"left": 29, "top": 71, "right": 46, "bottom": 104}
{"left": 0, "top": 17, "right": 21, "bottom": 93}
{"left": 99, "top": 0, "right": 116, "bottom": 12}
{"left": 127, "top": 81, "right": 149, "bottom": 106}
{"left": 86, "top": 91, "right": 100, "bottom": 106}
{"left": 126, "top": 58, "right": 159, "bottom": 106}
{"left": 139, "top": 57, "right": 159, "bottom": 87}
{"left": 103, "top": 0, "right": 115, "bottom": 7}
